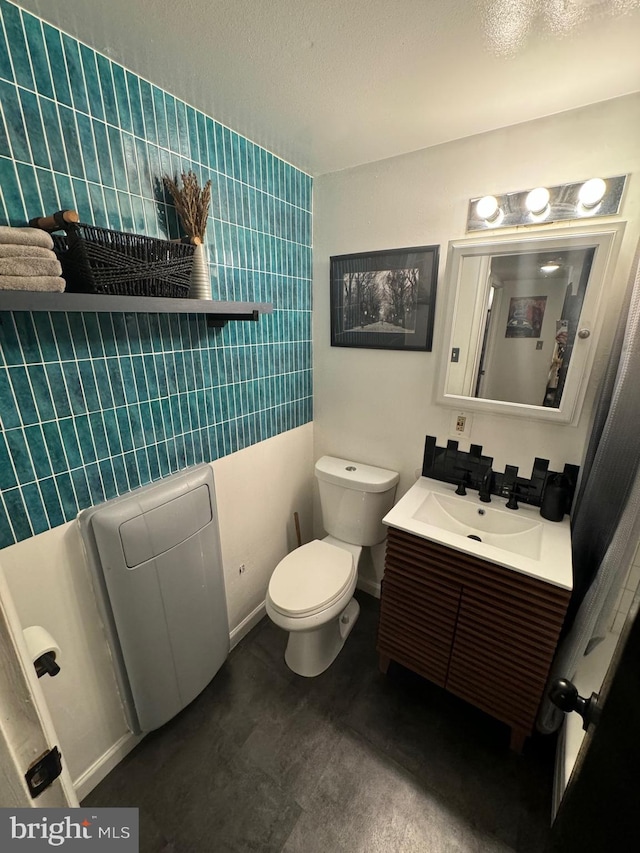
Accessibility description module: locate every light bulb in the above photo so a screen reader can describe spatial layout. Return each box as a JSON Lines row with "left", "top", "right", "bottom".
{"left": 578, "top": 178, "right": 606, "bottom": 209}
{"left": 476, "top": 195, "right": 500, "bottom": 221}
{"left": 526, "top": 187, "right": 550, "bottom": 215}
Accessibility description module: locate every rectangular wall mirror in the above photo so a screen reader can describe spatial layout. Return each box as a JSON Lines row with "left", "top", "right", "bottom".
{"left": 435, "top": 223, "right": 625, "bottom": 424}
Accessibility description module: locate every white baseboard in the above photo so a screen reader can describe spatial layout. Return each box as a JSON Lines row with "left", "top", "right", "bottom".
{"left": 74, "top": 731, "right": 142, "bottom": 801}
{"left": 230, "top": 601, "right": 266, "bottom": 650}
{"left": 357, "top": 577, "right": 381, "bottom": 599}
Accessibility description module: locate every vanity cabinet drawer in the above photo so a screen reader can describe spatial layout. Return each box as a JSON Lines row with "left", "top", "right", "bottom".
{"left": 378, "top": 527, "right": 571, "bottom": 750}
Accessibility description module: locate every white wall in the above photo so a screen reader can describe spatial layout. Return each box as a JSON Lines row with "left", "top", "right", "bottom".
{"left": 0, "top": 423, "right": 313, "bottom": 797}
{"left": 313, "top": 94, "right": 640, "bottom": 589}
{"left": 213, "top": 424, "right": 314, "bottom": 637}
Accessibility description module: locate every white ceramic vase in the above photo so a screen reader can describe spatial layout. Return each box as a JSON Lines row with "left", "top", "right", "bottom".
{"left": 190, "top": 242, "right": 211, "bottom": 300}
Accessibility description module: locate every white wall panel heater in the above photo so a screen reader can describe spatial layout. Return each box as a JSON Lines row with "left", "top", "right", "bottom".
{"left": 78, "top": 464, "right": 229, "bottom": 734}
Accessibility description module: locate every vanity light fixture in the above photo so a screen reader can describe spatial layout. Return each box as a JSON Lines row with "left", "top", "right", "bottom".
{"left": 578, "top": 177, "right": 607, "bottom": 210}
{"left": 476, "top": 195, "right": 501, "bottom": 222}
{"left": 467, "top": 174, "right": 627, "bottom": 232}
{"left": 526, "top": 187, "right": 550, "bottom": 216}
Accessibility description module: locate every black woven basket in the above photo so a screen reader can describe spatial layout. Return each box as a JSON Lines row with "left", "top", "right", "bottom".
{"left": 52, "top": 222, "right": 195, "bottom": 298}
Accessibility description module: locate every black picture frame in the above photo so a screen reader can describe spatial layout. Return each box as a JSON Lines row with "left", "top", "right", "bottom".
{"left": 330, "top": 245, "right": 439, "bottom": 351}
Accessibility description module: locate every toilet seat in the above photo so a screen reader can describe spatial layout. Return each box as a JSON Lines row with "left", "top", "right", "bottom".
{"left": 268, "top": 539, "right": 355, "bottom": 618}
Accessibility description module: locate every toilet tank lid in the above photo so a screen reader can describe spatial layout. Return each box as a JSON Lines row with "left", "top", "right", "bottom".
{"left": 315, "top": 456, "right": 399, "bottom": 493}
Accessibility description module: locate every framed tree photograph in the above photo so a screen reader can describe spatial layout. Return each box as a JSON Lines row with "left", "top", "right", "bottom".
{"left": 330, "top": 245, "right": 439, "bottom": 351}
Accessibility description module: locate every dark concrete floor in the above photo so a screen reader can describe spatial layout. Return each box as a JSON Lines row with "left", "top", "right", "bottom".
{"left": 83, "top": 591, "right": 557, "bottom": 852}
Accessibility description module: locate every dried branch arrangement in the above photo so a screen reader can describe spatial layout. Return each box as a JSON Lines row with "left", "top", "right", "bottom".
{"left": 163, "top": 170, "right": 212, "bottom": 242}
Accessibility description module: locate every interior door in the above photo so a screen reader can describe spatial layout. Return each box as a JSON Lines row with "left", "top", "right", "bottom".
{"left": 547, "top": 594, "right": 640, "bottom": 851}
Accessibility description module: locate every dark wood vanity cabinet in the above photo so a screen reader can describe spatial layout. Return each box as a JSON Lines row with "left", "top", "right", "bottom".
{"left": 377, "top": 527, "right": 571, "bottom": 751}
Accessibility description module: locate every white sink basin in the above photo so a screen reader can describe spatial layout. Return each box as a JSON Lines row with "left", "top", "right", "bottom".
{"left": 412, "top": 491, "right": 543, "bottom": 560}
{"left": 383, "top": 477, "right": 572, "bottom": 589}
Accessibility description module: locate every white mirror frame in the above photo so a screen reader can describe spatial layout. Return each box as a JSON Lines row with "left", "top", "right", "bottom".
{"left": 435, "top": 222, "right": 626, "bottom": 425}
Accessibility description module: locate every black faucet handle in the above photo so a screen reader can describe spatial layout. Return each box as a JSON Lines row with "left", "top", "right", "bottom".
{"left": 453, "top": 466, "right": 472, "bottom": 495}
{"left": 506, "top": 482, "right": 533, "bottom": 510}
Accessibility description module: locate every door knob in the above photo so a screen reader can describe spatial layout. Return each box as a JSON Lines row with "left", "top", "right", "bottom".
{"left": 549, "top": 678, "right": 601, "bottom": 731}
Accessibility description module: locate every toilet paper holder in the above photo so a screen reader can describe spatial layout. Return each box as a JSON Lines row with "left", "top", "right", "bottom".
{"left": 33, "top": 651, "right": 60, "bottom": 678}
{"left": 22, "top": 626, "right": 61, "bottom": 678}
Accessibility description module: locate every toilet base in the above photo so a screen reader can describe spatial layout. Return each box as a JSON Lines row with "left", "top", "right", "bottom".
{"left": 284, "top": 598, "right": 360, "bottom": 677}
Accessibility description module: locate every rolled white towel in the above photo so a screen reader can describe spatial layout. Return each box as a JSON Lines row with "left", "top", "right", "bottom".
{"left": 0, "top": 244, "right": 58, "bottom": 259}
{"left": 0, "top": 226, "right": 54, "bottom": 250}
{"left": 0, "top": 275, "right": 65, "bottom": 292}
{"left": 0, "top": 257, "right": 62, "bottom": 277}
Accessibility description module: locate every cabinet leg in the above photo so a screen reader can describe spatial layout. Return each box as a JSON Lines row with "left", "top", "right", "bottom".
{"left": 509, "top": 727, "right": 528, "bottom": 753}
{"left": 378, "top": 653, "right": 390, "bottom": 674}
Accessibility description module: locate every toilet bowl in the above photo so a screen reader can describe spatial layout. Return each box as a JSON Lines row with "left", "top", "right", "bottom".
{"left": 266, "top": 536, "right": 362, "bottom": 677}
{"left": 266, "top": 456, "right": 399, "bottom": 677}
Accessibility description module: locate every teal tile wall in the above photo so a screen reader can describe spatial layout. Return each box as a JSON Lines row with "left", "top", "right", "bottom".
{"left": 0, "top": 0, "right": 313, "bottom": 548}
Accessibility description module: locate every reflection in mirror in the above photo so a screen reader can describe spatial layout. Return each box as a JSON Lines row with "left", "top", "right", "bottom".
{"left": 438, "top": 225, "right": 624, "bottom": 424}
{"left": 472, "top": 247, "right": 595, "bottom": 407}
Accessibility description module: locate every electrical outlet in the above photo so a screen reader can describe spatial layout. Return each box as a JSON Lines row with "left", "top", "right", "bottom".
{"left": 450, "top": 410, "right": 473, "bottom": 439}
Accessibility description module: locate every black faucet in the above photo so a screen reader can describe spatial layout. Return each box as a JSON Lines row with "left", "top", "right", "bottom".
{"left": 479, "top": 467, "right": 493, "bottom": 503}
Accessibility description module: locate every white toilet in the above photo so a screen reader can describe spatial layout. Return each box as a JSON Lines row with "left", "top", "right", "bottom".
{"left": 266, "top": 455, "right": 399, "bottom": 677}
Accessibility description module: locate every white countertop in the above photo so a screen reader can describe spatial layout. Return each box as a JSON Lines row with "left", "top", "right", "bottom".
{"left": 383, "top": 477, "right": 573, "bottom": 590}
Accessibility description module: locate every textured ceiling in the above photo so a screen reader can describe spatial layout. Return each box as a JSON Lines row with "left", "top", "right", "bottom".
{"left": 13, "top": 0, "right": 640, "bottom": 175}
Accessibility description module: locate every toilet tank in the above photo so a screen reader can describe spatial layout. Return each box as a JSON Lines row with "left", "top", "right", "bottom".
{"left": 315, "top": 456, "right": 400, "bottom": 546}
